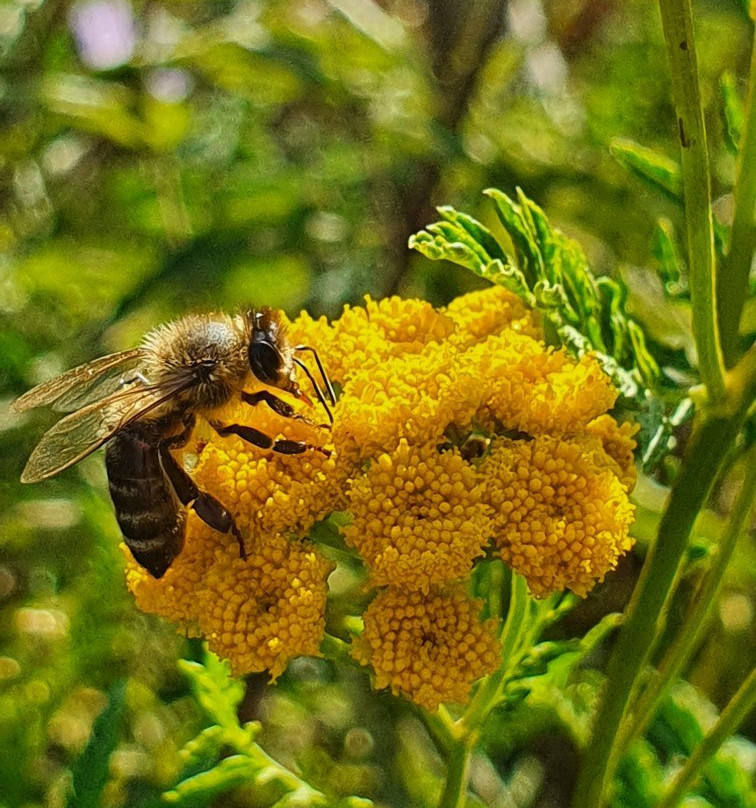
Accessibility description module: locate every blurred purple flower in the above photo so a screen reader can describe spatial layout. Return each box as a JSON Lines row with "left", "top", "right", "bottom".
{"left": 145, "top": 68, "right": 193, "bottom": 103}
{"left": 69, "top": 0, "right": 136, "bottom": 71}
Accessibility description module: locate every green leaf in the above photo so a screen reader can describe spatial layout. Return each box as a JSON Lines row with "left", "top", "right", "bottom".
{"left": 627, "top": 320, "right": 661, "bottom": 386}
{"left": 437, "top": 206, "right": 508, "bottom": 264}
{"left": 178, "top": 651, "right": 246, "bottom": 731}
{"left": 610, "top": 138, "right": 683, "bottom": 200}
{"left": 66, "top": 680, "right": 126, "bottom": 808}
{"left": 410, "top": 187, "right": 673, "bottom": 461}
{"left": 485, "top": 187, "right": 542, "bottom": 286}
{"left": 719, "top": 72, "right": 744, "bottom": 155}
{"left": 178, "top": 725, "right": 227, "bottom": 773}
{"left": 652, "top": 218, "right": 689, "bottom": 298}
{"left": 164, "top": 755, "right": 260, "bottom": 806}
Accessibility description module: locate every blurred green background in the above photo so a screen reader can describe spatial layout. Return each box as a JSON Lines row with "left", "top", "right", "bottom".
{"left": 0, "top": 1, "right": 752, "bottom": 806}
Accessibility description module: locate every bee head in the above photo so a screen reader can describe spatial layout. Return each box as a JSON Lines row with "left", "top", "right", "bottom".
{"left": 247, "top": 309, "right": 300, "bottom": 396}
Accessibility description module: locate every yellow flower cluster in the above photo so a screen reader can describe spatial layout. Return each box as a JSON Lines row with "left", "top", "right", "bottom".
{"left": 197, "top": 536, "right": 333, "bottom": 678}
{"left": 445, "top": 285, "right": 541, "bottom": 345}
{"left": 351, "top": 586, "right": 501, "bottom": 712}
{"left": 193, "top": 399, "right": 348, "bottom": 544}
{"left": 126, "top": 284, "right": 636, "bottom": 709}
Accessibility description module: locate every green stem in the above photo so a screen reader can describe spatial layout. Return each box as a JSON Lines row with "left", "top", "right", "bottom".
{"left": 570, "top": 349, "right": 755, "bottom": 808}
{"left": 658, "top": 0, "right": 726, "bottom": 403}
{"left": 429, "top": 574, "right": 533, "bottom": 807}
{"left": 719, "top": 33, "right": 756, "bottom": 367}
{"left": 655, "top": 668, "right": 756, "bottom": 808}
{"left": 460, "top": 574, "right": 529, "bottom": 732}
{"left": 621, "top": 445, "right": 756, "bottom": 748}
{"left": 438, "top": 739, "right": 475, "bottom": 808}
{"left": 320, "top": 631, "right": 355, "bottom": 665}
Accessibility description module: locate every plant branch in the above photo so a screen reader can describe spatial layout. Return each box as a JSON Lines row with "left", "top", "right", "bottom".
{"left": 655, "top": 668, "right": 756, "bottom": 808}
{"left": 658, "top": 0, "right": 726, "bottom": 402}
{"left": 620, "top": 443, "right": 756, "bottom": 749}
{"left": 719, "top": 33, "right": 756, "bottom": 367}
{"left": 438, "top": 738, "right": 475, "bottom": 808}
{"left": 570, "top": 348, "right": 756, "bottom": 808}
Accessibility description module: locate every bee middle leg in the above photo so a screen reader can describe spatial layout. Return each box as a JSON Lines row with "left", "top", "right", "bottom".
{"left": 210, "top": 422, "right": 331, "bottom": 457}
{"left": 158, "top": 439, "right": 247, "bottom": 559}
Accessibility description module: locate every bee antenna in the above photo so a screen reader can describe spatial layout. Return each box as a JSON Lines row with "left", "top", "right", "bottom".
{"left": 294, "top": 345, "right": 336, "bottom": 405}
{"left": 293, "top": 357, "right": 334, "bottom": 425}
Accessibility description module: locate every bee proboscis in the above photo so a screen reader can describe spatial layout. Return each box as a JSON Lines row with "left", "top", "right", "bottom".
{"left": 13, "top": 309, "right": 335, "bottom": 578}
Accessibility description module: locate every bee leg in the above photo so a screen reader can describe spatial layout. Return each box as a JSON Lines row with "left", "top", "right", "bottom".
{"left": 242, "top": 390, "right": 299, "bottom": 419}
{"left": 158, "top": 441, "right": 247, "bottom": 559}
{"left": 242, "top": 390, "right": 330, "bottom": 430}
{"left": 210, "top": 422, "right": 331, "bottom": 457}
{"left": 162, "top": 413, "right": 196, "bottom": 449}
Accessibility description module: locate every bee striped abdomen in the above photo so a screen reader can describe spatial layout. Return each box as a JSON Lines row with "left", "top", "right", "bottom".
{"left": 105, "top": 418, "right": 185, "bottom": 578}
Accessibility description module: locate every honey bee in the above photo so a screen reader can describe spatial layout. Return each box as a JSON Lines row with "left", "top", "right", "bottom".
{"left": 13, "top": 309, "right": 335, "bottom": 578}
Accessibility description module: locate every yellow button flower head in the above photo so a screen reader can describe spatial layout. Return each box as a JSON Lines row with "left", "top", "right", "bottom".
{"left": 288, "top": 296, "right": 454, "bottom": 385}
{"left": 585, "top": 414, "right": 639, "bottom": 492}
{"left": 332, "top": 340, "right": 461, "bottom": 459}
{"left": 480, "top": 436, "right": 635, "bottom": 598}
{"left": 343, "top": 439, "right": 492, "bottom": 592}
{"left": 193, "top": 398, "right": 349, "bottom": 545}
{"left": 197, "top": 534, "right": 334, "bottom": 679}
{"left": 351, "top": 586, "right": 501, "bottom": 711}
{"left": 445, "top": 285, "right": 541, "bottom": 345}
{"left": 470, "top": 335, "right": 618, "bottom": 436}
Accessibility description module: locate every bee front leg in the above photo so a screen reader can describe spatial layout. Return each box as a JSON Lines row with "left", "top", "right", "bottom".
{"left": 241, "top": 390, "right": 330, "bottom": 429}
{"left": 242, "top": 390, "right": 298, "bottom": 418}
{"left": 158, "top": 440, "right": 247, "bottom": 559}
{"left": 210, "top": 422, "right": 331, "bottom": 457}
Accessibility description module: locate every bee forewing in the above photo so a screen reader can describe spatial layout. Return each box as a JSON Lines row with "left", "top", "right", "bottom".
{"left": 12, "top": 348, "right": 145, "bottom": 413}
{"left": 20, "top": 381, "right": 186, "bottom": 483}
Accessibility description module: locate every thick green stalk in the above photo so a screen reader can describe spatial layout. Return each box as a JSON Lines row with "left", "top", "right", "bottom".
{"left": 438, "top": 739, "right": 475, "bottom": 808}
{"left": 655, "top": 668, "right": 756, "bottom": 808}
{"left": 460, "top": 573, "right": 529, "bottom": 733}
{"left": 719, "top": 34, "right": 756, "bottom": 367}
{"left": 570, "top": 379, "right": 753, "bottom": 808}
{"left": 659, "top": 0, "right": 726, "bottom": 402}
{"left": 433, "top": 575, "right": 532, "bottom": 807}
{"left": 620, "top": 446, "right": 756, "bottom": 748}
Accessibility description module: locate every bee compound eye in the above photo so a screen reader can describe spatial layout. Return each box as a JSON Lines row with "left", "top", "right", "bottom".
{"left": 248, "top": 341, "right": 281, "bottom": 385}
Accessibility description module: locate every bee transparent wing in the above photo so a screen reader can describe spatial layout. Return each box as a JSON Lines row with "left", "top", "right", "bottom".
{"left": 12, "top": 348, "right": 146, "bottom": 413}
{"left": 20, "top": 381, "right": 188, "bottom": 483}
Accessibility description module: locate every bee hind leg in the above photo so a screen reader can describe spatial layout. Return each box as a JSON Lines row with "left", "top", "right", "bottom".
{"left": 158, "top": 441, "right": 247, "bottom": 559}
